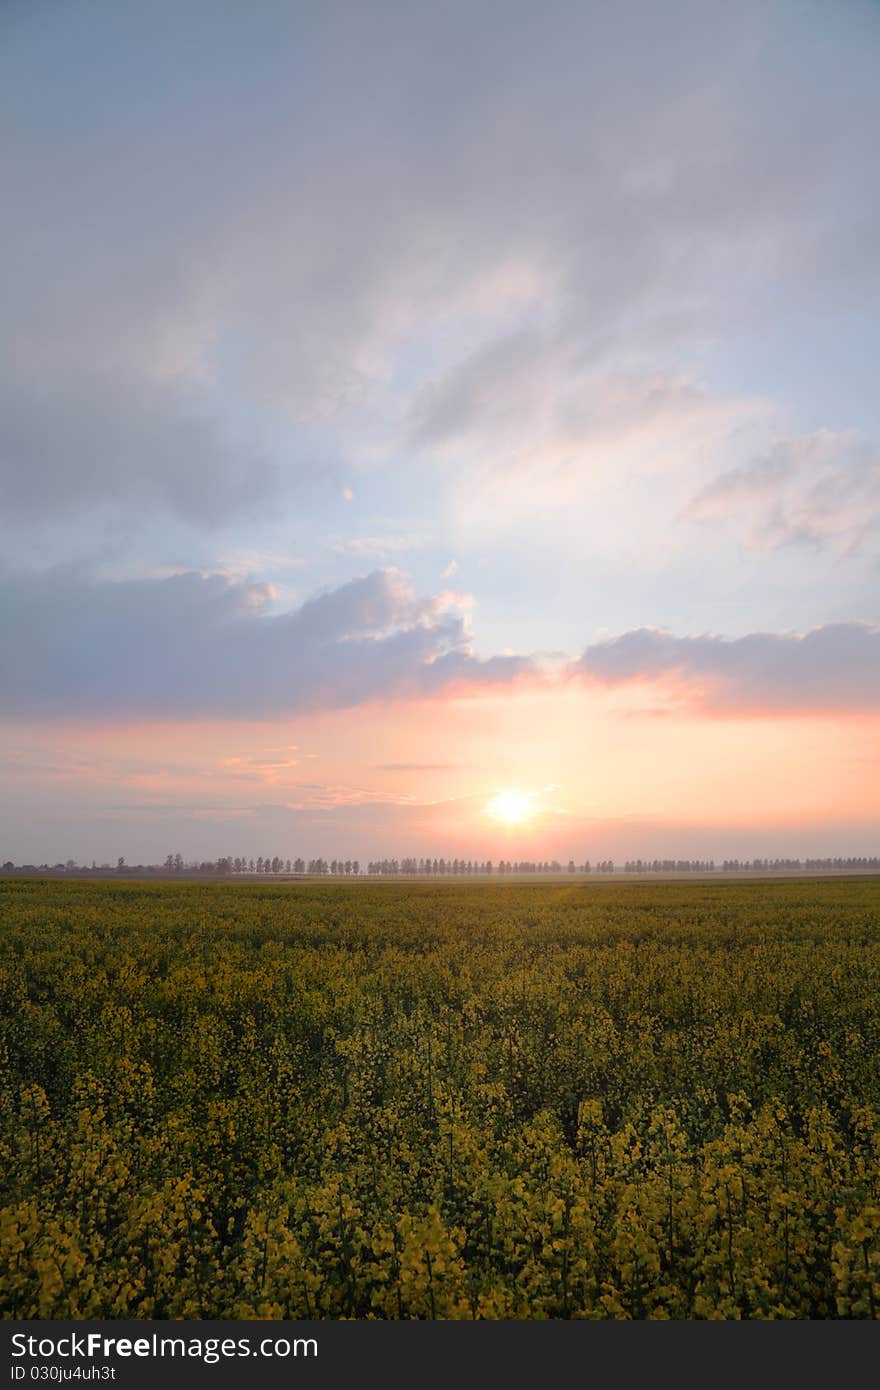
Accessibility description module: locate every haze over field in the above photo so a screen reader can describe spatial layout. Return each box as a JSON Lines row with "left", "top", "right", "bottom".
{"left": 2, "top": 0, "right": 879, "bottom": 863}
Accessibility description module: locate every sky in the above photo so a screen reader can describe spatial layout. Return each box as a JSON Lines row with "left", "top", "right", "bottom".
{"left": 2, "top": 0, "right": 880, "bottom": 864}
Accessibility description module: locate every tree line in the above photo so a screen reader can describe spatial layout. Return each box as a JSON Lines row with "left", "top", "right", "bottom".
{"left": 3, "top": 853, "right": 880, "bottom": 878}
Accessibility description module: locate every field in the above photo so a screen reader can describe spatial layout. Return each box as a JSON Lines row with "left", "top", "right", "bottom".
{"left": 2, "top": 876, "right": 880, "bottom": 1319}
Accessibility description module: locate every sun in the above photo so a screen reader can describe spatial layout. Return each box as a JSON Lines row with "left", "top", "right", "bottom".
{"left": 484, "top": 789, "right": 535, "bottom": 826}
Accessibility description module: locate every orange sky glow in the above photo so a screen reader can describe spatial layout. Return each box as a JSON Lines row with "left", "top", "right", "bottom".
{"left": 3, "top": 681, "right": 878, "bottom": 862}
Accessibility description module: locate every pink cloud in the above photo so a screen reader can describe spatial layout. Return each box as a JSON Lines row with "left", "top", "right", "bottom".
{"left": 572, "top": 622, "right": 880, "bottom": 715}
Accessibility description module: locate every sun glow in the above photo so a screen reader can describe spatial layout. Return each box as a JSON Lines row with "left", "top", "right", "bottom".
{"left": 484, "top": 789, "right": 535, "bottom": 826}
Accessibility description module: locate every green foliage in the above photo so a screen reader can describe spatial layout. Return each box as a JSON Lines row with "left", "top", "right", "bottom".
{"left": 2, "top": 876, "right": 880, "bottom": 1318}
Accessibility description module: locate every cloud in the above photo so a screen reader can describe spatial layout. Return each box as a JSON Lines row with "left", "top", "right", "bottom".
{"left": 572, "top": 622, "right": 880, "bottom": 714}
{"left": 0, "top": 374, "right": 278, "bottom": 524}
{"left": 374, "top": 762, "right": 467, "bottom": 772}
{"left": 409, "top": 331, "right": 551, "bottom": 448}
{"left": 333, "top": 532, "right": 426, "bottom": 558}
{"left": 684, "top": 431, "right": 880, "bottom": 554}
{"left": 3, "top": 1, "right": 878, "bottom": 530}
{"left": 425, "top": 362, "right": 763, "bottom": 540}
{"left": 4, "top": 554, "right": 874, "bottom": 724}
{"left": 0, "top": 566, "right": 534, "bottom": 719}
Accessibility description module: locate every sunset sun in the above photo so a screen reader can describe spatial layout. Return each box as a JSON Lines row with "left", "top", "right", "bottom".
{"left": 484, "top": 790, "right": 535, "bottom": 826}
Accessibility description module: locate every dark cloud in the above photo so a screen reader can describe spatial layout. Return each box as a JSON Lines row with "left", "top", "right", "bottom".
{"left": 0, "top": 566, "right": 534, "bottom": 718}
{"left": 573, "top": 623, "right": 880, "bottom": 713}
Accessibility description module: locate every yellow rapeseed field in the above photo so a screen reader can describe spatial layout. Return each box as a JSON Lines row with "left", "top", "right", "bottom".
{"left": 2, "top": 876, "right": 879, "bottom": 1318}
